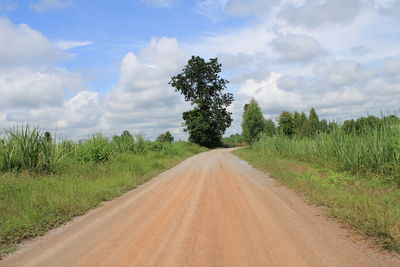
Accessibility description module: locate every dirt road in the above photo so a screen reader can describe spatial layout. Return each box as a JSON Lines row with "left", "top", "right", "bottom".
{"left": 2, "top": 149, "right": 399, "bottom": 266}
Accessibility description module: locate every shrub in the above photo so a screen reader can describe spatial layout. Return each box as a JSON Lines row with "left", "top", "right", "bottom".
{"left": 156, "top": 131, "right": 174, "bottom": 143}
{"left": 147, "top": 142, "right": 166, "bottom": 152}
{"left": 77, "top": 134, "right": 112, "bottom": 163}
{"left": 134, "top": 134, "right": 146, "bottom": 154}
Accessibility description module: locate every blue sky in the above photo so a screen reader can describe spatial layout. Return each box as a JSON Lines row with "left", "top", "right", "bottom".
{"left": 0, "top": 0, "right": 399, "bottom": 139}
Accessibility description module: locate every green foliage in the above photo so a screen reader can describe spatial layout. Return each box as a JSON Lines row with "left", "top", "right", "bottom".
{"left": 121, "top": 130, "right": 132, "bottom": 139}
{"left": 111, "top": 131, "right": 136, "bottom": 153}
{"left": 252, "top": 119, "right": 400, "bottom": 185}
{"left": 0, "top": 125, "right": 68, "bottom": 173}
{"left": 169, "top": 56, "right": 233, "bottom": 148}
{"left": 44, "top": 131, "right": 52, "bottom": 143}
{"left": 156, "top": 131, "right": 174, "bottom": 143}
{"left": 134, "top": 134, "right": 146, "bottom": 154}
{"left": 264, "top": 119, "right": 276, "bottom": 137}
{"left": 77, "top": 134, "right": 112, "bottom": 163}
{"left": 146, "top": 142, "right": 165, "bottom": 152}
{"left": 278, "top": 111, "right": 294, "bottom": 136}
{"left": 241, "top": 99, "right": 267, "bottom": 144}
{"left": 342, "top": 115, "right": 390, "bottom": 135}
{"left": 302, "top": 107, "right": 320, "bottom": 137}
{"left": 319, "top": 119, "right": 328, "bottom": 133}
{"left": 222, "top": 134, "right": 246, "bottom": 147}
{"left": 292, "top": 111, "right": 302, "bottom": 135}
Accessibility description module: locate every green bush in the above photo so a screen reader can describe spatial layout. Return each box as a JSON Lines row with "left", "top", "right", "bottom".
{"left": 77, "top": 134, "right": 112, "bottom": 163}
{"left": 134, "top": 134, "right": 146, "bottom": 154}
{"left": 111, "top": 131, "right": 136, "bottom": 153}
{"left": 156, "top": 131, "right": 174, "bottom": 143}
{"left": 147, "top": 142, "right": 166, "bottom": 152}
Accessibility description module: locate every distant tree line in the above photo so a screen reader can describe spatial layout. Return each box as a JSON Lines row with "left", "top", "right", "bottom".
{"left": 239, "top": 99, "right": 399, "bottom": 145}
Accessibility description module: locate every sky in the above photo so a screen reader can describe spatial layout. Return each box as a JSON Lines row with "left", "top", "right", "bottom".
{"left": 0, "top": 0, "right": 399, "bottom": 140}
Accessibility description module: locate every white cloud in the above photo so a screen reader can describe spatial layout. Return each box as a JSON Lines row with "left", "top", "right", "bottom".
{"left": 384, "top": 58, "right": 400, "bottom": 76}
{"left": 217, "top": 52, "right": 254, "bottom": 69}
{"left": 195, "top": 0, "right": 227, "bottom": 22}
{"left": 0, "top": 18, "right": 88, "bottom": 138}
{"left": 351, "top": 45, "right": 371, "bottom": 56}
{"left": 189, "top": 21, "right": 275, "bottom": 55}
{"left": 0, "top": 67, "right": 82, "bottom": 110}
{"left": 56, "top": 41, "right": 92, "bottom": 50}
{"left": 312, "top": 60, "right": 375, "bottom": 87}
{"left": 196, "top": 0, "right": 280, "bottom": 21}
{"left": 233, "top": 56, "right": 400, "bottom": 123}
{"left": 103, "top": 37, "right": 190, "bottom": 138}
{"left": 0, "top": 17, "right": 67, "bottom": 67}
{"left": 57, "top": 91, "right": 101, "bottom": 130}
{"left": 224, "top": 0, "right": 279, "bottom": 16}
{"left": 379, "top": 0, "right": 400, "bottom": 19}
{"left": 3, "top": 91, "right": 102, "bottom": 139}
{"left": 29, "top": 0, "right": 71, "bottom": 12}
{"left": 280, "top": 0, "right": 367, "bottom": 29}
{"left": 231, "top": 69, "right": 270, "bottom": 84}
{"left": 277, "top": 75, "right": 302, "bottom": 91}
{"left": 270, "top": 34, "right": 326, "bottom": 62}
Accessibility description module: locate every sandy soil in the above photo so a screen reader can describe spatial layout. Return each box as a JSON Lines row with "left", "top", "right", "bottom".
{"left": 2, "top": 149, "right": 399, "bottom": 267}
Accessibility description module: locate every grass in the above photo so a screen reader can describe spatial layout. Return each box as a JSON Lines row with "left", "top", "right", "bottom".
{"left": 0, "top": 141, "right": 206, "bottom": 257}
{"left": 235, "top": 148, "right": 400, "bottom": 253}
{"left": 252, "top": 122, "right": 400, "bottom": 185}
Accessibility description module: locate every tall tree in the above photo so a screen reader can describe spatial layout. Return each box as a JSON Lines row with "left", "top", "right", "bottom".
{"left": 278, "top": 111, "right": 294, "bottom": 136}
{"left": 293, "top": 111, "right": 302, "bottom": 135}
{"left": 169, "top": 56, "right": 233, "bottom": 148}
{"left": 303, "top": 107, "right": 320, "bottom": 137}
{"left": 264, "top": 119, "right": 276, "bottom": 137}
{"left": 299, "top": 112, "right": 308, "bottom": 137}
{"left": 241, "top": 99, "right": 266, "bottom": 144}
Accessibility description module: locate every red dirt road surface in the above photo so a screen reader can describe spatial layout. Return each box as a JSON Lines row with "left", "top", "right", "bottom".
{"left": 2, "top": 149, "right": 399, "bottom": 266}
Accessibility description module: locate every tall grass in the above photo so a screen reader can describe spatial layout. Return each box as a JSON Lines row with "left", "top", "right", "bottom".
{"left": 253, "top": 121, "right": 400, "bottom": 185}
{"left": 0, "top": 125, "right": 191, "bottom": 173}
{"left": 0, "top": 125, "right": 69, "bottom": 173}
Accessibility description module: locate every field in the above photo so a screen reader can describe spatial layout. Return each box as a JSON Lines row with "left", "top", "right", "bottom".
{"left": 0, "top": 126, "right": 206, "bottom": 256}
{"left": 234, "top": 120, "right": 400, "bottom": 252}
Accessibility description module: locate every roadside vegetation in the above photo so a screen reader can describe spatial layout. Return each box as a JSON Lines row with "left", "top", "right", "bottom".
{"left": 0, "top": 125, "right": 205, "bottom": 257}
{"left": 222, "top": 134, "right": 246, "bottom": 147}
{"left": 236, "top": 99, "right": 400, "bottom": 252}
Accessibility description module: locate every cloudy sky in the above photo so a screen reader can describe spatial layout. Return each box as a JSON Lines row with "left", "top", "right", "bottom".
{"left": 0, "top": 0, "right": 399, "bottom": 140}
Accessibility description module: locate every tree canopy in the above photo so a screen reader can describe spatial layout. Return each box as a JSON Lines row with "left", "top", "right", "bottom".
{"left": 278, "top": 111, "right": 295, "bottom": 136}
{"left": 170, "top": 56, "right": 233, "bottom": 148}
{"left": 242, "top": 99, "right": 267, "bottom": 144}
